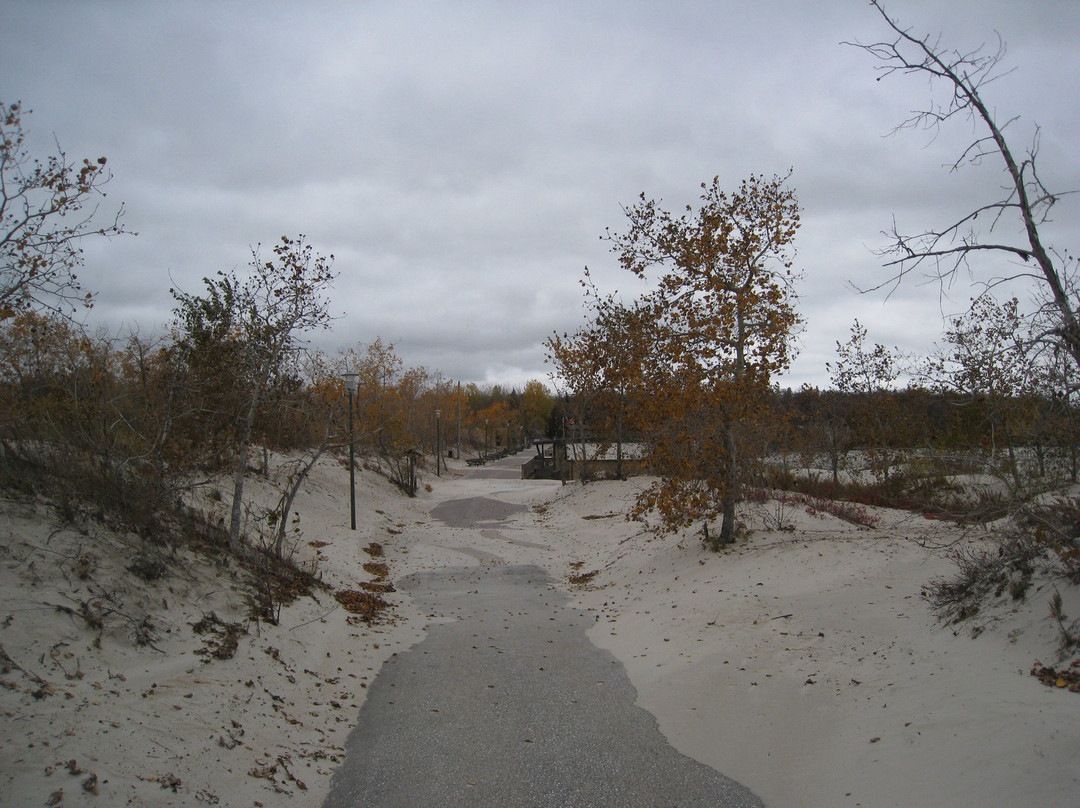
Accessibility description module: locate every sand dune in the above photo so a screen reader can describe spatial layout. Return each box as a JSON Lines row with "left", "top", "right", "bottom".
{"left": 2, "top": 451, "right": 1077, "bottom": 806}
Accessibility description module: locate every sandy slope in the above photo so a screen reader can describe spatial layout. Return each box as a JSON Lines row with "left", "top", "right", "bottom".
{"left": 0, "top": 459, "right": 436, "bottom": 808}
{"left": 525, "top": 482, "right": 1080, "bottom": 807}
{"left": 2, "top": 452, "right": 1079, "bottom": 807}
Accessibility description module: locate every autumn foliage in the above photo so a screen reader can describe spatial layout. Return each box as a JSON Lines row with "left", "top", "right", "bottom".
{"left": 552, "top": 173, "right": 802, "bottom": 548}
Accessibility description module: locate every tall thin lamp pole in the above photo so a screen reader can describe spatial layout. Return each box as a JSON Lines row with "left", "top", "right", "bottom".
{"left": 456, "top": 382, "right": 462, "bottom": 462}
{"left": 435, "top": 409, "right": 442, "bottom": 477}
{"left": 342, "top": 371, "right": 359, "bottom": 530}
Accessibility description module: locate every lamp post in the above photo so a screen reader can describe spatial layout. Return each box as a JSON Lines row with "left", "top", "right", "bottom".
{"left": 435, "top": 409, "right": 442, "bottom": 477}
{"left": 342, "top": 371, "right": 359, "bottom": 530}
{"left": 484, "top": 418, "right": 489, "bottom": 458}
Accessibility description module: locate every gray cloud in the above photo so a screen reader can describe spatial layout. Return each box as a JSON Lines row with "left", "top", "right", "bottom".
{"left": 3, "top": 0, "right": 1077, "bottom": 390}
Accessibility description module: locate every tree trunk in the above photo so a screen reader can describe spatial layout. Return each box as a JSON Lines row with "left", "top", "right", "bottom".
{"left": 715, "top": 498, "right": 735, "bottom": 549}
{"left": 1000, "top": 420, "right": 1023, "bottom": 491}
{"left": 228, "top": 452, "right": 247, "bottom": 554}
{"left": 274, "top": 439, "right": 329, "bottom": 559}
{"left": 228, "top": 395, "right": 260, "bottom": 553}
{"left": 615, "top": 409, "right": 624, "bottom": 479}
{"left": 717, "top": 423, "right": 738, "bottom": 546}
{"left": 577, "top": 425, "right": 589, "bottom": 483}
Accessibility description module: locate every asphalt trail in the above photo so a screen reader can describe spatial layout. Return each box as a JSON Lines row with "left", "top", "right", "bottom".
{"left": 323, "top": 459, "right": 763, "bottom": 807}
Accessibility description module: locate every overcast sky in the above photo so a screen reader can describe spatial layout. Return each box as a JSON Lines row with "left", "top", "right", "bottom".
{"left": 3, "top": 1, "right": 1078, "bottom": 390}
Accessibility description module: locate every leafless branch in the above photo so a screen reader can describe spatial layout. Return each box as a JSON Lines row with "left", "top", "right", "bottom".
{"left": 846, "top": 1, "right": 1080, "bottom": 369}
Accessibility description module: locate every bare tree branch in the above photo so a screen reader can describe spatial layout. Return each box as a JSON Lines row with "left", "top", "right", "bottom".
{"left": 0, "top": 101, "right": 130, "bottom": 321}
{"left": 846, "top": 2, "right": 1080, "bottom": 368}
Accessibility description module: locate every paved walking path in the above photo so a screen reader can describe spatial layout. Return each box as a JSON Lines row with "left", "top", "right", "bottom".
{"left": 322, "top": 455, "right": 763, "bottom": 808}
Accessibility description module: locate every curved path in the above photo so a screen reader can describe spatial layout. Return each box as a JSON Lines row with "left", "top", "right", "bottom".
{"left": 322, "top": 454, "right": 763, "bottom": 808}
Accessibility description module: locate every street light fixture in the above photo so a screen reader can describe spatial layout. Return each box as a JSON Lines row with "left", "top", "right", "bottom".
{"left": 342, "top": 371, "right": 359, "bottom": 530}
{"left": 435, "top": 409, "right": 442, "bottom": 477}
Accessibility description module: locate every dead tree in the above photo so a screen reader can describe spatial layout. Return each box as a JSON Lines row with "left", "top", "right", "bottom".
{"left": 848, "top": 1, "right": 1079, "bottom": 369}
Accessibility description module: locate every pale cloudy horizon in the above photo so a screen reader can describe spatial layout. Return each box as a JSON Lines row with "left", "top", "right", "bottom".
{"left": 3, "top": 0, "right": 1077, "bottom": 391}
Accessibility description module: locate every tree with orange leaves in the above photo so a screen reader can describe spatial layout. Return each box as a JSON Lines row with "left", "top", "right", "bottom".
{"left": 546, "top": 281, "right": 652, "bottom": 480}
{"left": 608, "top": 173, "right": 802, "bottom": 548}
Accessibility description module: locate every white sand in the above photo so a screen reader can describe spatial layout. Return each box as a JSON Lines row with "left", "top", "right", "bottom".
{"left": 2, "top": 452, "right": 1078, "bottom": 807}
